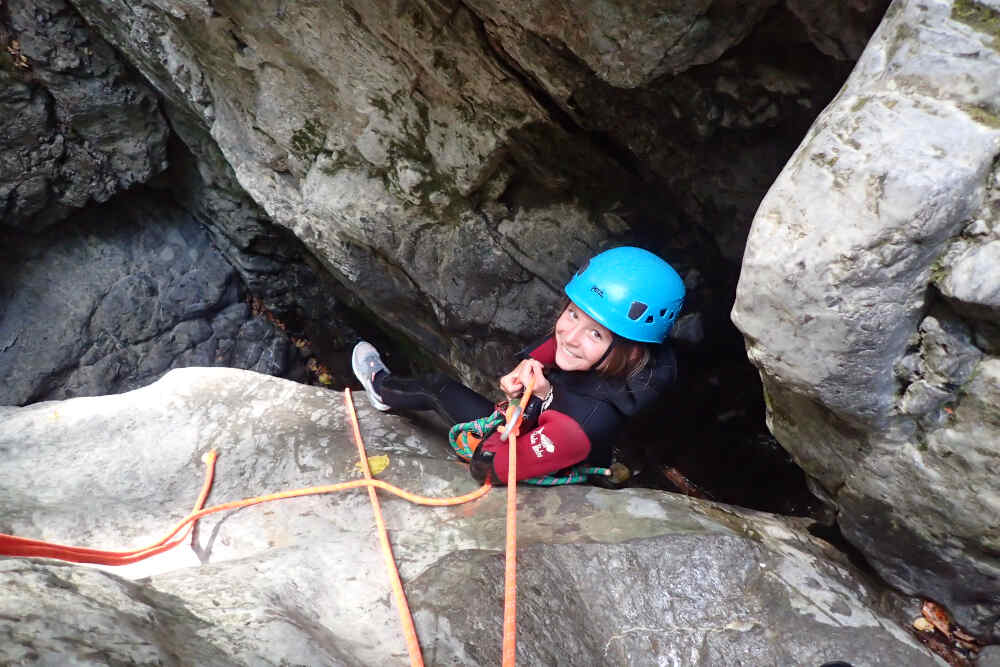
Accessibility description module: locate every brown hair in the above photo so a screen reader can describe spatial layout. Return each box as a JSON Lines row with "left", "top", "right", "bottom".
{"left": 595, "top": 339, "right": 651, "bottom": 379}
{"left": 552, "top": 300, "right": 652, "bottom": 379}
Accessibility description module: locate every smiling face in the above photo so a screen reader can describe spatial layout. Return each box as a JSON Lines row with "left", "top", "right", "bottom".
{"left": 554, "top": 301, "right": 613, "bottom": 372}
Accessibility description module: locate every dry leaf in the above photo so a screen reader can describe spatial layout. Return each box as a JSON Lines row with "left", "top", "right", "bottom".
{"left": 912, "top": 617, "right": 935, "bottom": 633}
{"left": 356, "top": 454, "right": 390, "bottom": 476}
{"left": 922, "top": 600, "right": 952, "bottom": 637}
{"left": 952, "top": 628, "right": 977, "bottom": 643}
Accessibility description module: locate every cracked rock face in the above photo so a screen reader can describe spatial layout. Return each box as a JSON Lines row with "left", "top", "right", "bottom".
{"left": 0, "top": 189, "right": 307, "bottom": 405}
{"left": 732, "top": 0, "right": 1000, "bottom": 639}
{"left": 0, "top": 0, "right": 168, "bottom": 231}
{"left": 0, "top": 368, "right": 942, "bottom": 665}
{"left": 57, "top": 0, "right": 887, "bottom": 390}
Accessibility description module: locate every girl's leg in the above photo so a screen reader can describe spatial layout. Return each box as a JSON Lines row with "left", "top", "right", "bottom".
{"left": 375, "top": 372, "right": 494, "bottom": 424}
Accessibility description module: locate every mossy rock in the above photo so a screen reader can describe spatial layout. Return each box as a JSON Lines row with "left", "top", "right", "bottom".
{"left": 291, "top": 117, "right": 327, "bottom": 160}
{"left": 952, "top": 0, "right": 1000, "bottom": 51}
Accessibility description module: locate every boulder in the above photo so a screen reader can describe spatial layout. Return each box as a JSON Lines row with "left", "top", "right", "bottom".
{"left": 0, "top": 0, "right": 168, "bottom": 231}
{"left": 0, "top": 189, "right": 306, "bottom": 405}
{"left": 0, "top": 368, "right": 942, "bottom": 665}
{"left": 732, "top": 0, "right": 1000, "bottom": 639}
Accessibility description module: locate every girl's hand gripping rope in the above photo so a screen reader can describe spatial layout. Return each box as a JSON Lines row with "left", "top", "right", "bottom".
{"left": 498, "top": 360, "right": 547, "bottom": 441}
{"left": 499, "top": 369, "right": 537, "bottom": 442}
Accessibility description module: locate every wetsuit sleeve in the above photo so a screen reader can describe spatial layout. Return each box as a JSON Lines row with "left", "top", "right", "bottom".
{"left": 519, "top": 336, "right": 556, "bottom": 365}
{"left": 507, "top": 335, "right": 555, "bottom": 432}
{"left": 477, "top": 410, "right": 590, "bottom": 483}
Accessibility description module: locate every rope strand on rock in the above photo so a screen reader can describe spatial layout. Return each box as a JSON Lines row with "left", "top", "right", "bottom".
{"left": 501, "top": 373, "right": 534, "bottom": 667}
{"left": 344, "top": 388, "right": 424, "bottom": 667}
{"left": 0, "top": 444, "right": 492, "bottom": 566}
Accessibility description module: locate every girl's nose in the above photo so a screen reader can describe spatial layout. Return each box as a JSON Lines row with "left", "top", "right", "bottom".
{"left": 563, "top": 324, "right": 583, "bottom": 345}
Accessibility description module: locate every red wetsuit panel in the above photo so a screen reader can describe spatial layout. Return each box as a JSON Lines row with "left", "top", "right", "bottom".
{"left": 527, "top": 337, "right": 556, "bottom": 365}
{"left": 480, "top": 409, "right": 591, "bottom": 483}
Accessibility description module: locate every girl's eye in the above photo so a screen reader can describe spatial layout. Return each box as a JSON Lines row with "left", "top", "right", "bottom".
{"left": 590, "top": 329, "right": 603, "bottom": 340}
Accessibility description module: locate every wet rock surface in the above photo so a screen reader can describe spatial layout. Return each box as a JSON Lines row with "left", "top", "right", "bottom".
{"left": 732, "top": 0, "right": 1000, "bottom": 640}
{"left": 0, "top": 189, "right": 306, "bottom": 405}
{"left": 0, "top": 368, "right": 943, "bottom": 666}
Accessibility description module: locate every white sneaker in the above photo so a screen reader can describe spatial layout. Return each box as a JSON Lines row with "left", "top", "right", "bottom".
{"left": 351, "top": 341, "right": 390, "bottom": 411}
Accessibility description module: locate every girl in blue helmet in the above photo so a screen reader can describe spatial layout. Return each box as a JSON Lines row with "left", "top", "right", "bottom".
{"left": 352, "top": 246, "right": 685, "bottom": 484}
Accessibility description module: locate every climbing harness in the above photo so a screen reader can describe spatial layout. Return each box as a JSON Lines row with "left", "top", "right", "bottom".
{"left": 448, "top": 411, "right": 505, "bottom": 461}
{"left": 449, "top": 411, "right": 614, "bottom": 486}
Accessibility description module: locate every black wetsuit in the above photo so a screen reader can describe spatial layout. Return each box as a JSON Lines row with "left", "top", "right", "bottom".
{"left": 373, "top": 335, "right": 677, "bottom": 482}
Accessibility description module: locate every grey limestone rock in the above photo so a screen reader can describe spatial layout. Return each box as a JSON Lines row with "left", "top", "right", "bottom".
{"left": 0, "top": 189, "right": 306, "bottom": 405}
{"left": 0, "top": 368, "right": 944, "bottom": 666}
{"left": 0, "top": 561, "right": 237, "bottom": 666}
{"left": 0, "top": 0, "right": 169, "bottom": 231}
{"left": 732, "top": 0, "right": 1000, "bottom": 639}
{"left": 59, "top": 0, "right": 883, "bottom": 391}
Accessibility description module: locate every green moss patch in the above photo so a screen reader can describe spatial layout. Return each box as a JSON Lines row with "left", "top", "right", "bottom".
{"left": 958, "top": 102, "right": 1000, "bottom": 129}
{"left": 290, "top": 117, "right": 327, "bottom": 160}
{"left": 952, "top": 0, "right": 1000, "bottom": 51}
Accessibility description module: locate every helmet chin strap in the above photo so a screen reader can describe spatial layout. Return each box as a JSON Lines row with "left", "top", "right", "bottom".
{"left": 593, "top": 334, "right": 618, "bottom": 370}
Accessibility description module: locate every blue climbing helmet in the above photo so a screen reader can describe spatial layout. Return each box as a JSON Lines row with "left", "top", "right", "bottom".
{"left": 564, "top": 246, "right": 685, "bottom": 343}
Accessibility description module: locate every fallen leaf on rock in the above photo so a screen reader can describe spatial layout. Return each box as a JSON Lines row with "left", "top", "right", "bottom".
{"left": 922, "top": 600, "right": 952, "bottom": 637}
{"left": 913, "top": 617, "right": 935, "bottom": 633}
{"left": 953, "top": 637, "right": 979, "bottom": 651}
{"left": 356, "top": 455, "right": 389, "bottom": 476}
{"left": 952, "top": 628, "right": 976, "bottom": 643}
{"left": 663, "top": 467, "right": 709, "bottom": 499}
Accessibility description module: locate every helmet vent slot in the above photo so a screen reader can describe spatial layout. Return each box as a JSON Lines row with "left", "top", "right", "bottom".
{"left": 627, "top": 301, "right": 648, "bottom": 320}
{"left": 645, "top": 315, "right": 654, "bottom": 324}
{"left": 660, "top": 309, "right": 667, "bottom": 317}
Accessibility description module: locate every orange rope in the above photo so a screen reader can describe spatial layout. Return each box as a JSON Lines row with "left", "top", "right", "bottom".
{"left": 502, "top": 374, "right": 535, "bottom": 667}
{"left": 0, "top": 449, "right": 491, "bottom": 566}
{"left": 344, "top": 388, "right": 424, "bottom": 667}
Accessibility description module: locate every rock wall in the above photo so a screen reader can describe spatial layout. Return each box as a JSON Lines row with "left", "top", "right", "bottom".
{"left": 0, "top": 188, "right": 308, "bottom": 404}
{"left": 163, "top": 130, "right": 372, "bottom": 382}
{"left": 732, "top": 0, "right": 1000, "bottom": 640}
{"left": 0, "top": 0, "right": 168, "bottom": 230}
{"left": 55, "top": 0, "right": 886, "bottom": 390}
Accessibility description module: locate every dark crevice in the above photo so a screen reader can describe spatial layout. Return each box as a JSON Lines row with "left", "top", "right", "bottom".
{"left": 808, "top": 522, "right": 880, "bottom": 578}
{"left": 462, "top": 1, "right": 646, "bottom": 182}
{"left": 617, "top": 321, "right": 826, "bottom": 520}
